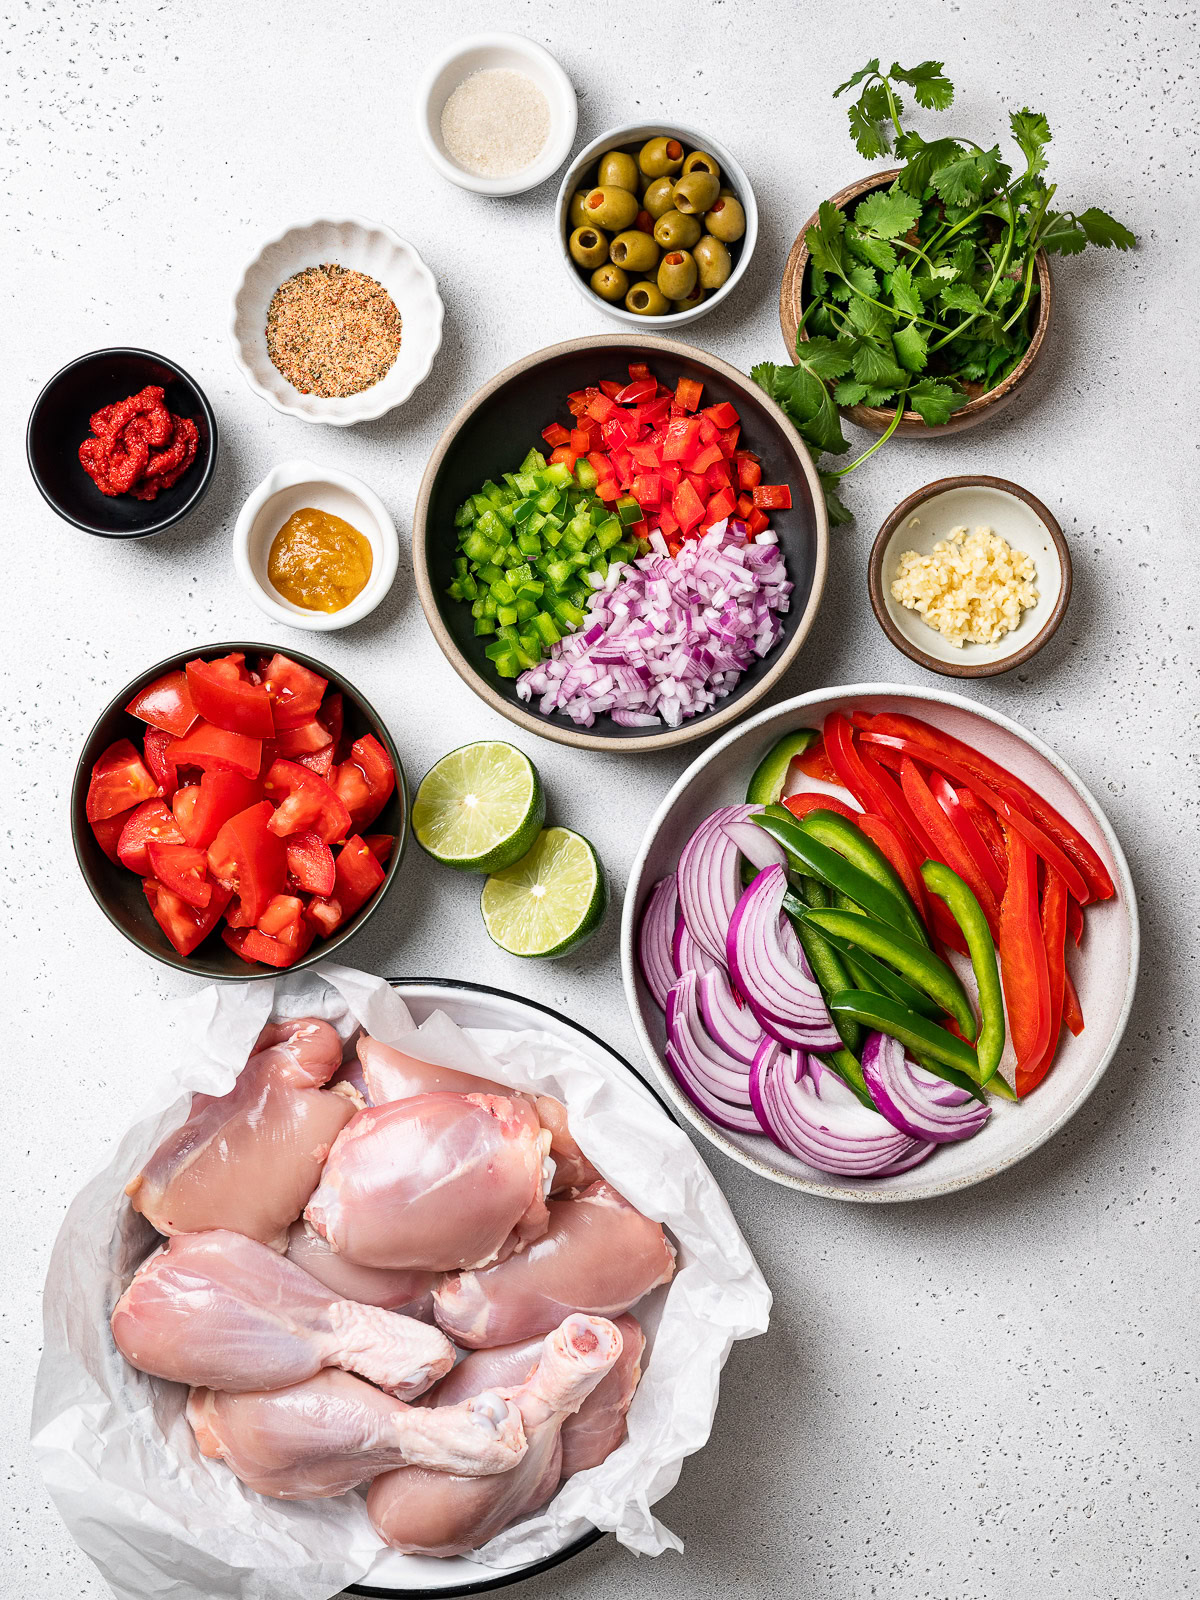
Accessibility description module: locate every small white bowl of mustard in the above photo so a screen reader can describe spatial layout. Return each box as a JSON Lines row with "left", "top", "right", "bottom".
{"left": 232, "top": 460, "right": 399, "bottom": 632}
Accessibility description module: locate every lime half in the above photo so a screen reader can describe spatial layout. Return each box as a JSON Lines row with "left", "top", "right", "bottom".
{"left": 481, "top": 827, "right": 607, "bottom": 958}
{"left": 413, "top": 742, "right": 545, "bottom": 874}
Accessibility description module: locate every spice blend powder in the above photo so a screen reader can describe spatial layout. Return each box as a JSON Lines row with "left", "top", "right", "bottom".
{"left": 265, "top": 263, "right": 403, "bottom": 398}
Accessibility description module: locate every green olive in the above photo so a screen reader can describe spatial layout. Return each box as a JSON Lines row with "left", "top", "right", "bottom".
{"left": 591, "top": 263, "right": 629, "bottom": 304}
{"left": 642, "top": 175, "right": 676, "bottom": 220}
{"left": 681, "top": 150, "right": 721, "bottom": 182}
{"left": 638, "top": 135, "right": 686, "bottom": 178}
{"left": 671, "top": 286, "right": 706, "bottom": 313}
{"left": 625, "top": 279, "right": 669, "bottom": 316}
{"left": 653, "top": 208, "right": 701, "bottom": 251}
{"left": 596, "top": 149, "right": 639, "bottom": 191}
{"left": 569, "top": 225, "right": 610, "bottom": 269}
{"left": 582, "top": 185, "right": 639, "bottom": 232}
{"left": 693, "top": 233, "right": 732, "bottom": 289}
{"left": 704, "top": 193, "right": 746, "bottom": 242}
{"left": 671, "top": 170, "right": 721, "bottom": 216}
{"left": 610, "top": 229, "right": 660, "bottom": 274}
{"left": 657, "top": 249, "right": 697, "bottom": 300}
{"left": 567, "top": 189, "right": 591, "bottom": 230}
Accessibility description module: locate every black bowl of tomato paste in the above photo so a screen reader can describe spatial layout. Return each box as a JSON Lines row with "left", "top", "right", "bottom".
{"left": 27, "top": 348, "right": 218, "bottom": 537}
{"left": 71, "top": 642, "right": 408, "bottom": 979}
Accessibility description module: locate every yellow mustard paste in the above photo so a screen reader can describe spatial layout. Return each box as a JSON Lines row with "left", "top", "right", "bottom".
{"left": 267, "top": 507, "right": 373, "bottom": 613}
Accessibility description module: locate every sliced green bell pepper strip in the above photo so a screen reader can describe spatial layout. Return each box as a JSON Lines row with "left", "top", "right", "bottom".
{"left": 745, "top": 729, "right": 818, "bottom": 806}
{"left": 828, "top": 989, "right": 985, "bottom": 1093}
{"left": 782, "top": 891, "right": 862, "bottom": 1053}
{"left": 792, "top": 809, "right": 930, "bottom": 947}
{"left": 754, "top": 809, "right": 919, "bottom": 943}
{"left": 817, "top": 926, "right": 944, "bottom": 1021}
{"left": 921, "top": 860, "right": 1006, "bottom": 1084}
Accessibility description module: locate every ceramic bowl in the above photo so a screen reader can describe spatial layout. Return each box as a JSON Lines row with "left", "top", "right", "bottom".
{"left": 26, "top": 348, "right": 217, "bottom": 537}
{"left": 868, "top": 476, "right": 1072, "bottom": 677}
{"left": 71, "top": 642, "right": 408, "bottom": 979}
{"left": 415, "top": 33, "right": 577, "bottom": 196}
{"left": 621, "top": 683, "right": 1138, "bottom": 1202}
{"left": 412, "top": 333, "right": 829, "bottom": 752}
{"left": 556, "top": 123, "right": 757, "bottom": 329}
{"left": 232, "top": 460, "right": 399, "bottom": 632}
{"left": 779, "top": 169, "right": 1053, "bottom": 435}
{"left": 229, "top": 218, "right": 444, "bottom": 425}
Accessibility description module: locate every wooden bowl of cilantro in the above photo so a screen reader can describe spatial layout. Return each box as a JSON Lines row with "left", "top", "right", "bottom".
{"left": 756, "top": 58, "right": 1135, "bottom": 526}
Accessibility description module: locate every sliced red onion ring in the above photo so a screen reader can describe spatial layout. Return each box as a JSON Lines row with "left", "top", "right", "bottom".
{"left": 672, "top": 915, "right": 721, "bottom": 980}
{"left": 664, "top": 1043, "right": 762, "bottom": 1134}
{"left": 637, "top": 874, "right": 678, "bottom": 1011}
{"left": 697, "top": 966, "right": 765, "bottom": 1064}
{"left": 677, "top": 804, "right": 755, "bottom": 964}
{"left": 859, "top": 1032, "right": 991, "bottom": 1144}
{"left": 722, "top": 817, "right": 787, "bottom": 872}
{"left": 749, "top": 1038, "right": 933, "bottom": 1176}
{"left": 665, "top": 971, "right": 752, "bottom": 1104}
{"left": 726, "top": 865, "right": 841, "bottom": 1052}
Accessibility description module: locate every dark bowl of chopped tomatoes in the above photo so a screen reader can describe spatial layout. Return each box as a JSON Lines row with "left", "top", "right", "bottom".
{"left": 71, "top": 643, "right": 407, "bottom": 977}
{"left": 27, "top": 348, "right": 218, "bottom": 537}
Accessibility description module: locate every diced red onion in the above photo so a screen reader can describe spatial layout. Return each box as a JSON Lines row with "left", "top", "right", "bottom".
{"left": 665, "top": 971, "right": 752, "bottom": 1105}
{"left": 637, "top": 875, "right": 677, "bottom": 1010}
{"left": 677, "top": 804, "right": 755, "bottom": 964}
{"left": 859, "top": 1032, "right": 991, "bottom": 1144}
{"left": 672, "top": 914, "right": 721, "bottom": 979}
{"left": 726, "top": 865, "right": 842, "bottom": 1052}
{"left": 697, "top": 966, "right": 764, "bottom": 1064}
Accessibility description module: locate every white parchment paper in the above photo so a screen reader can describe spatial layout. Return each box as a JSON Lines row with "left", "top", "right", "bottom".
{"left": 32, "top": 964, "right": 771, "bottom": 1600}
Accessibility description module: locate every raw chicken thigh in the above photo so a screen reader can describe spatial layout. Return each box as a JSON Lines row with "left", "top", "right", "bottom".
{"left": 187, "top": 1370, "right": 528, "bottom": 1500}
{"left": 358, "top": 1035, "right": 601, "bottom": 1195}
{"left": 125, "top": 1018, "right": 353, "bottom": 1248}
{"left": 305, "top": 1092, "right": 551, "bottom": 1272}
{"left": 112, "top": 1230, "right": 454, "bottom": 1399}
{"left": 367, "top": 1313, "right": 623, "bottom": 1555}
{"left": 284, "top": 1222, "right": 437, "bottom": 1319}
{"left": 434, "top": 1181, "right": 675, "bottom": 1348}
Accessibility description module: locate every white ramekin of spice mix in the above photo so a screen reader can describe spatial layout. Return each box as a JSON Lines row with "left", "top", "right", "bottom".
{"left": 229, "top": 217, "right": 444, "bottom": 425}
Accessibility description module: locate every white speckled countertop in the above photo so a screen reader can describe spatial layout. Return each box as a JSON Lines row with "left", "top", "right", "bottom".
{"left": 3, "top": 2, "right": 1197, "bottom": 1596}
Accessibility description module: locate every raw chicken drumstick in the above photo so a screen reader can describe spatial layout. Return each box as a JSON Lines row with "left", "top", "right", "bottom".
{"left": 125, "top": 1018, "right": 355, "bottom": 1248}
{"left": 367, "top": 1313, "right": 624, "bottom": 1556}
{"left": 304, "top": 1091, "right": 551, "bottom": 1273}
{"left": 425, "top": 1312, "right": 645, "bottom": 1480}
{"left": 111, "top": 1230, "right": 454, "bottom": 1399}
{"left": 187, "top": 1370, "right": 528, "bottom": 1500}
{"left": 358, "top": 1036, "right": 601, "bottom": 1193}
{"left": 284, "top": 1221, "right": 437, "bottom": 1320}
{"left": 434, "top": 1181, "right": 675, "bottom": 1348}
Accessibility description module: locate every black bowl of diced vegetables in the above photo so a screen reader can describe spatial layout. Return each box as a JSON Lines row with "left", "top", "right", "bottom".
{"left": 412, "top": 334, "right": 830, "bottom": 752}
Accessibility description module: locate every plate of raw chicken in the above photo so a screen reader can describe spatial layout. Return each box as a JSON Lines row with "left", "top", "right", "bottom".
{"left": 40, "top": 973, "right": 769, "bottom": 1599}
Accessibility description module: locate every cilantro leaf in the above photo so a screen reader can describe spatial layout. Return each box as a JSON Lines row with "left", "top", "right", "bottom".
{"left": 1010, "top": 108, "right": 1051, "bottom": 178}
{"left": 847, "top": 82, "right": 896, "bottom": 159}
{"left": 974, "top": 144, "right": 1012, "bottom": 192}
{"left": 932, "top": 152, "right": 984, "bottom": 206}
{"left": 805, "top": 202, "right": 848, "bottom": 277}
{"left": 851, "top": 339, "right": 906, "bottom": 389}
{"left": 886, "top": 264, "right": 924, "bottom": 319}
{"left": 1075, "top": 207, "right": 1137, "bottom": 250}
{"left": 751, "top": 360, "right": 850, "bottom": 458}
{"left": 846, "top": 295, "right": 892, "bottom": 339}
{"left": 890, "top": 59, "right": 955, "bottom": 110}
{"left": 892, "top": 323, "right": 929, "bottom": 372}
{"left": 846, "top": 226, "right": 898, "bottom": 273}
{"left": 1038, "top": 213, "right": 1088, "bottom": 255}
{"left": 854, "top": 186, "right": 923, "bottom": 240}
{"left": 796, "top": 335, "right": 855, "bottom": 380}
{"left": 896, "top": 132, "right": 967, "bottom": 196}
{"left": 834, "top": 59, "right": 881, "bottom": 98}
{"left": 819, "top": 473, "right": 854, "bottom": 527}
{"left": 907, "top": 379, "right": 965, "bottom": 426}
{"left": 834, "top": 379, "right": 868, "bottom": 406}
{"left": 940, "top": 280, "right": 987, "bottom": 316}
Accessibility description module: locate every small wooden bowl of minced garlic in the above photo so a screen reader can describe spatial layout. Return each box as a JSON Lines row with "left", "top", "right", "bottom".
{"left": 869, "top": 476, "right": 1072, "bottom": 679}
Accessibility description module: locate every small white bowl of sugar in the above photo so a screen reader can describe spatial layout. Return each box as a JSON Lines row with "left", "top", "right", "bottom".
{"left": 416, "top": 34, "right": 577, "bottom": 197}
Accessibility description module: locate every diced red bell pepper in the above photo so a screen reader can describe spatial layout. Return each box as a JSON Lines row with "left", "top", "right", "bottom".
{"left": 899, "top": 758, "right": 1002, "bottom": 934}
{"left": 704, "top": 401, "right": 739, "bottom": 428}
{"left": 736, "top": 455, "right": 763, "bottom": 490}
{"left": 285, "top": 831, "right": 336, "bottom": 896}
{"left": 598, "top": 379, "right": 623, "bottom": 399}
{"left": 745, "top": 508, "right": 770, "bottom": 536}
{"left": 704, "top": 459, "right": 733, "bottom": 491}
{"left": 206, "top": 801, "right": 286, "bottom": 924}
{"left": 86, "top": 739, "right": 159, "bottom": 823}
{"left": 549, "top": 444, "right": 577, "bottom": 468}
{"left": 143, "top": 727, "right": 179, "bottom": 799}
{"left": 125, "top": 671, "right": 199, "bottom": 737}
{"left": 169, "top": 721, "right": 262, "bottom": 781}
{"left": 752, "top": 484, "right": 792, "bottom": 511}
{"left": 675, "top": 377, "right": 704, "bottom": 413}
{"left": 631, "top": 473, "right": 662, "bottom": 507}
{"left": 333, "top": 734, "right": 396, "bottom": 830}
{"left": 333, "top": 834, "right": 386, "bottom": 918}
{"left": 615, "top": 377, "right": 657, "bottom": 404}
{"left": 185, "top": 658, "right": 275, "bottom": 738}
{"left": 90, "top": 811, "right": 128, "bottom": 865}
{"left": 174, "top": 769, "right": 262, "bottom": 850}
{"left": 998, "top": 823, "right": 1052, "bottom": 1090}
{"left": 1016, "top": 867, "right": 1068, "bottom": 1096}
{"left": 364, "top": 834, "right": 395, "bottom": 866}
{"left": 542, "top": 421, "right": 571, "bottom": 448}
{"left": 783, "top": 791, "right": 861, "bottom": 823}
{"left": 656, "top": 505, "right": 680, "bottom": 538}
{"left": 697, "top": 414, "right": 720, "bottom": 447}
{"left": 736, "top": 493, "right": 754, "bottom": 517}
{"left": 144, "top": 877, "right": 231, "bottom": 957}
{"left": 691, "top": 442, "right": 724, "bottom": 475}
{"left": 146, "top": 841, "right": 213, "bottom": 909}
{"left": 671, "top": 478, "right": 706, "bottom": 534}
{"left": 705, "top": 487, "right": 738, "bottom": 525}
{"left": 264, "top": 759, "right": 352, "bottom": 844}
{"left": 627, "top": 362, "right": 651, "bottom": 382}
{"left": 117, "top": 800, "right": 185, "bottom": 874}
{"left": 716, "top": 425, "right": 741, "bottom": 457}
{"left": 586, "top": 391, "right": 619, "bottom": 423}
{"left": 259, "top": 653, "right": 328, "bottom": 732}
{"left": 662, "top": 417, "right": 702, "bottom": 463}
{"left": 570, "top": 428, "right": 591, "bottom": 456}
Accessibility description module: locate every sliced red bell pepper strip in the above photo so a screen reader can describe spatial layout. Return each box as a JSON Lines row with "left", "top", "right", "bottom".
{"left": 957, "top": 786, "right": 1008, "bottom": 885}
{"left": 1065, "top": 895, "right": 1084, "bottom": 947}
{"left": 185, "top": 658, "right": 275, "bottom": 738}
{"left": 169, "top": 721, "right": 262, "bottom": 781}
{"left": 117, "top": 800, "right": 185, "bottom": 874}
{"left": 1016, "top": 867, "right": 1068, "bottom": 1096}
{"left": 146, "top": 841, "right": 213, "bottom": 910}
{"left": 900, "top": 758, "right": 1002, "bottom": 934}
{"left": 206, "top": 800, "right": 286, "bottom": 923}
{"left": 86, "top": 739, "right": 159, "bottom": 822}
{"left": 823, "top": 714, "right": 929, "bottom": 864}
{"left": 792, "top": 738, "right": 842, "bottom": 787}
{"left": 783, "top": 791, "right": 860, "bottom": 824}
{"left": 928, "top": 772, "right": 1007, "bottom": 899}
{"left": 125, "top": 670, "right": 199, "bottom": 737}
{"left": 1062, "top": 971, "right": 1085, "bottom": 1036}
{"left": 852, "top": 711, "right": 1114, "bottom": 901}
{"left": 998, "top": 823, "right": 1052, "bottom": 1088}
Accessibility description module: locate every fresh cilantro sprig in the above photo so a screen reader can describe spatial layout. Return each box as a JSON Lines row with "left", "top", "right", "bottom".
{"left": 756, "top": 58, "right": 1136, "bottom": 526}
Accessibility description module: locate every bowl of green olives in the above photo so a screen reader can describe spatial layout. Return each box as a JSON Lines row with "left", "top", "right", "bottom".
{"left": 556, "top": 123, "right": 756, "bottom": 327}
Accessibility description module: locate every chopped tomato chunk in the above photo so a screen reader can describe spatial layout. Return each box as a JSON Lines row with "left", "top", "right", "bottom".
{"left": 117, "top": 800, "right": 185, "bottom": 874}
{"left": 86, "top": 739, "right": 158, "bottom": 822}
{"left": 206, "top": 801, "right": 286, "bottom": 923}
{"left": 125, "top": 671, "right": 199, "bottom": 737}
{"left": 185, "top": 658, "right": 275, "bottom": 737}
{"left": 146, "top": 841, "right": 213, "bottom": 909}
{"left": 169, "top": 720, "right": 262, "bottom": 780}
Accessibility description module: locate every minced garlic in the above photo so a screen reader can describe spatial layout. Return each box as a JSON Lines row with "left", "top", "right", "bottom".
{"left": 891, "top": 524, "right": 1038, "bottom": 648}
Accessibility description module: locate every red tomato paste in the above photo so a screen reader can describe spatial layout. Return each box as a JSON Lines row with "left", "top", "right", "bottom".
{"left": 78, "top": 384, "right": 199, "bottom": 500}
